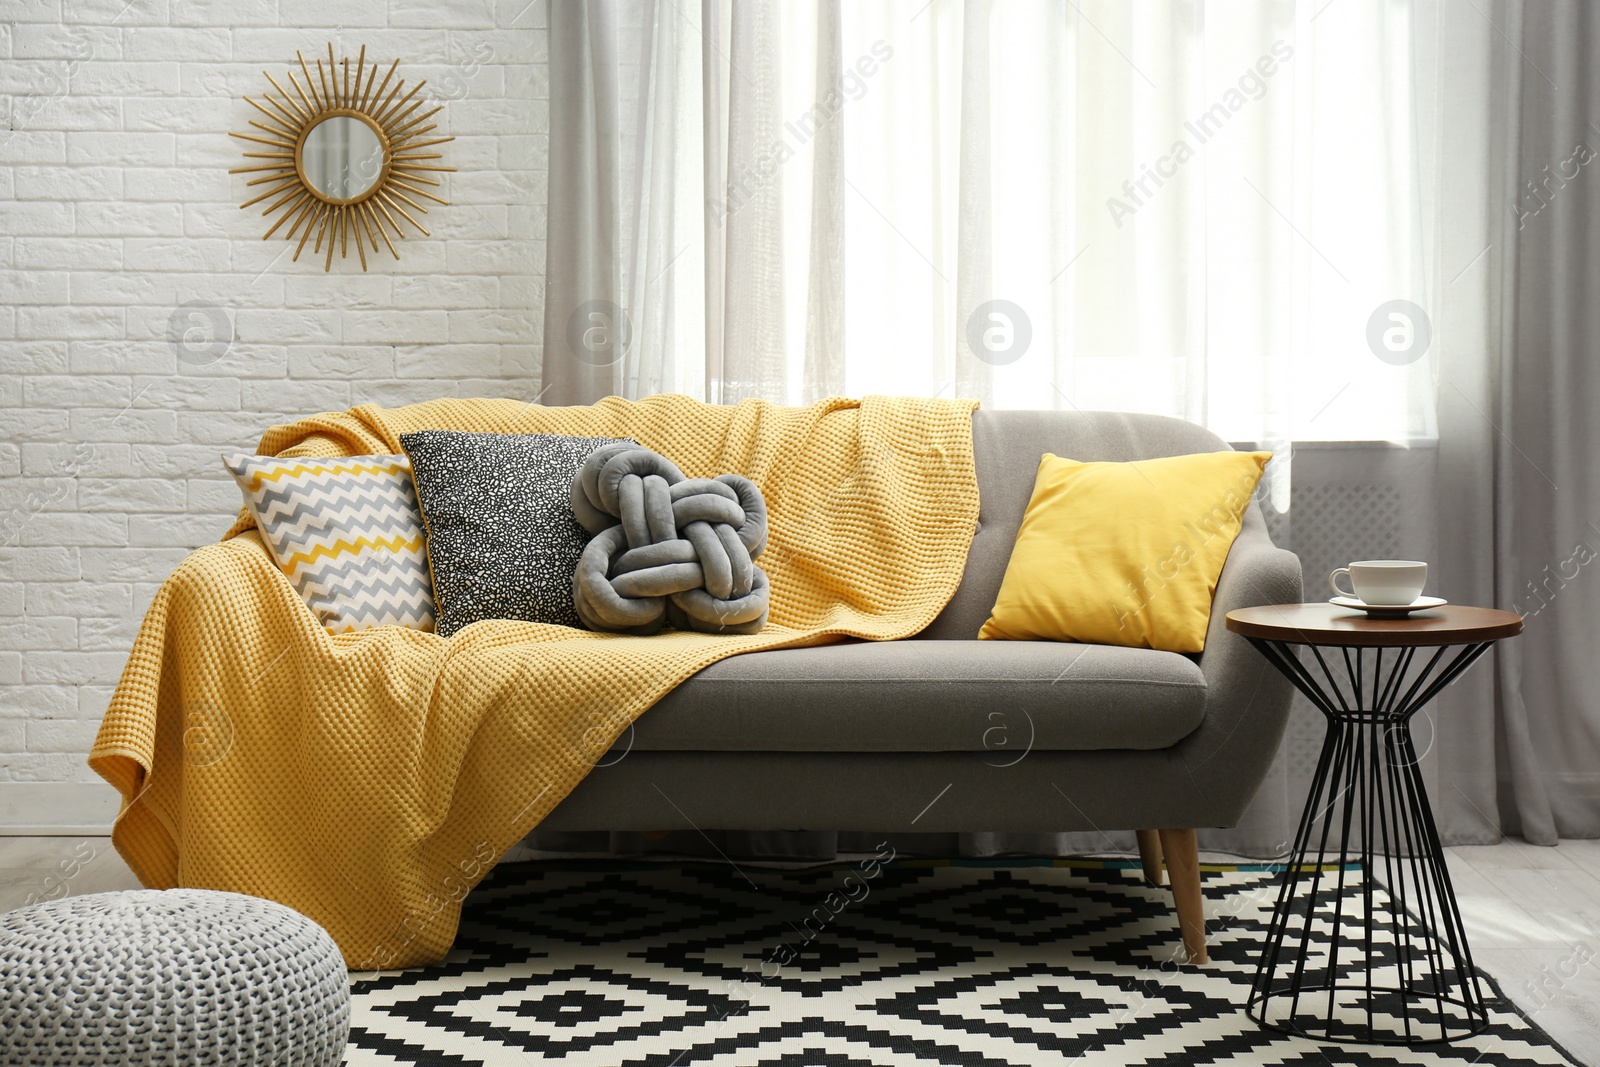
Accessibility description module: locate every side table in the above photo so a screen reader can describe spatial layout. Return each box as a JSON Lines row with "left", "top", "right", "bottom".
{"left": 1225, "top": 602, "right": 1522, "bottom": 1045}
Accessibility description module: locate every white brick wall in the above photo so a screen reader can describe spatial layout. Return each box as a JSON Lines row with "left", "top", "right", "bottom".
{"left": 0, "top": 0, "right": 549, "bottom": 829}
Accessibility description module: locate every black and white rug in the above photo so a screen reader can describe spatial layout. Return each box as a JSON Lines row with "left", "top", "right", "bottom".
{"left": 345, "top": 857, "right": 1581, "bottom": 1065}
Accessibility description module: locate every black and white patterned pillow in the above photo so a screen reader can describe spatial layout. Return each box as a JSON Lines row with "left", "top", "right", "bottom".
{"left": 400, "top": 430, "right": 629, "bottom": 637}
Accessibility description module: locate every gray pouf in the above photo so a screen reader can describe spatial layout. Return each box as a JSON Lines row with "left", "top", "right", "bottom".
{"left": 0, "top": 889, "right": 349, "bottom": 1066}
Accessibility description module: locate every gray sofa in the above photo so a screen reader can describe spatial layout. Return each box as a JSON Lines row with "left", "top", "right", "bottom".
{"left": 541, "top": 409, "right": 1303, "bottom": 962}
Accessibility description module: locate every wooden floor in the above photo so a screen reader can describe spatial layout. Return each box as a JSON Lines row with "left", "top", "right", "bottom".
{"left": 3, "top": 835, "right": 1597, "bottom": 1063}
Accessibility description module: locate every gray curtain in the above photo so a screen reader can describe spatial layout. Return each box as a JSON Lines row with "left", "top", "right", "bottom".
{"left": 541, "top": 0, "right": 623, "bottom": 405}
{"left": 1435, "top": 0, "right": 1600, "bottom": 846}
{"left": 542, "top": 0, "right": 703, "bottom": 403}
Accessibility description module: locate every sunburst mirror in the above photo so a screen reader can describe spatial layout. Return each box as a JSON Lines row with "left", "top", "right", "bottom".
{"left": 229, "top": 44, "right": 454, "bottom": 271}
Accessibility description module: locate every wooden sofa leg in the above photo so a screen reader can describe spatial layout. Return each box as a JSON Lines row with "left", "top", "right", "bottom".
{"left": 1157, "top": 828, "right": 1208, "bottom": 964}
{"left": 1135, "top": 829, "right": 1164, "bottom": 886}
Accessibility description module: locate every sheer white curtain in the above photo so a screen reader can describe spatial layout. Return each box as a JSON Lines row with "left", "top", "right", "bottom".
{"left": 542, "top": 0, "right": 1437, "bottom": 450}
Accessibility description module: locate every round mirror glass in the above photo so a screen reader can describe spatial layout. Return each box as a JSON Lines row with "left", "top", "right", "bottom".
{"left": 299, "top": 116, "right": 385, "bottom": 201}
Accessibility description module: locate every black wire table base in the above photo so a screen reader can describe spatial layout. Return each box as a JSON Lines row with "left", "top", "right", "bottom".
{"left": 1244, "top": 637, "right": 1494, "bottom": 1045}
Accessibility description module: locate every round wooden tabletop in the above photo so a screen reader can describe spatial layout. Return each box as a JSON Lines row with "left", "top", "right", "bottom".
{"left": 1225, "top": 603, "right": 1524, "bottom": 647}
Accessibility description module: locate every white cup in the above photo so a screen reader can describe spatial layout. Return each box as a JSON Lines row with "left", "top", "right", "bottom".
{"left": 1329, "top": 560, "right": 1427, "bottom": 606}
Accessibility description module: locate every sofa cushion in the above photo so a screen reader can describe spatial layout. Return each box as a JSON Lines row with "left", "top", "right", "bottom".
{"left": 629, "top": 639, "right": 1207, "bottom": 753}
{"left": 400, "top": 430, "right": 627, "bottom": 636}
{"left": 921, "top": 409, "right": 1238, "bottom": 640}
{"left": 978, "top": 449, "right": 1270, "bottom": 652}
{"left": 222, "top": 453, "right": 435, "bottom": 633}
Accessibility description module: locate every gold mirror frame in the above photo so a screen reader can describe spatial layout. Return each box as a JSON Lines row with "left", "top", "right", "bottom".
{"left": 229, "top": 44, "right": 455, "bottom": 271}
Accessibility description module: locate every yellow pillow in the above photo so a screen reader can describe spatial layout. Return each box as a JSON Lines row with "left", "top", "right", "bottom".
{"left": 978, "top": 450, "right": 1272, "bottom": 653}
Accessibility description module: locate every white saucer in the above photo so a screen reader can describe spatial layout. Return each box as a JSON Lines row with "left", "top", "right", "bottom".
{"left": 1329, "top": 595, "right": 1448, "bottom": 618}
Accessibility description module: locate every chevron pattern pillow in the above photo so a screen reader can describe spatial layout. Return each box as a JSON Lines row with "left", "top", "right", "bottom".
{"left": 222, "top": 453, "right": 436, "bottom": 633}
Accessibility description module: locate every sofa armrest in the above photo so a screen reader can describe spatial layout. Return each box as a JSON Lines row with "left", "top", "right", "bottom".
{"left": 1175, "top": 504, "right": 1303, "bottom": 821}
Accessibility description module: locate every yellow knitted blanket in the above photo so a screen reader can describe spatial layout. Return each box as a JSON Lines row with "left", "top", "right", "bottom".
{"left": 89, "top": 394, "right": 979, "bottom": 969}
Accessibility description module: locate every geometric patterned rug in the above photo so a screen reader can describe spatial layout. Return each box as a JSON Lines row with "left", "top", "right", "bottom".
{"left": 344, "top": 858, "right": 1582, "bottom": 1066}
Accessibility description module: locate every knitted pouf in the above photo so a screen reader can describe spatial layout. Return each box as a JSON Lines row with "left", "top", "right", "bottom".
{"left": 0, "top": 889, "right": 349, "bottom": 1067}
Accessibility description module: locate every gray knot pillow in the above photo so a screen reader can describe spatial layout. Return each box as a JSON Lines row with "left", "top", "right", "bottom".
{"left": 570, "top": 442, "right": 770, "bottom": 635}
